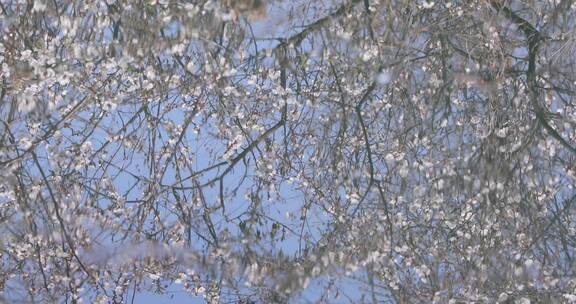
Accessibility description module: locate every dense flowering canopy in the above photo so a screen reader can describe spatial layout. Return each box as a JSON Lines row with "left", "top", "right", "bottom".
{"left": 1, "top": 0, "right": 576, "bottom": 303}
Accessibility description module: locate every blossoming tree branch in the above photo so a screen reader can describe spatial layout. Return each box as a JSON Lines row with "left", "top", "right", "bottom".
{"left": 1, "top": 0, "right": 576, "bottom": 303}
